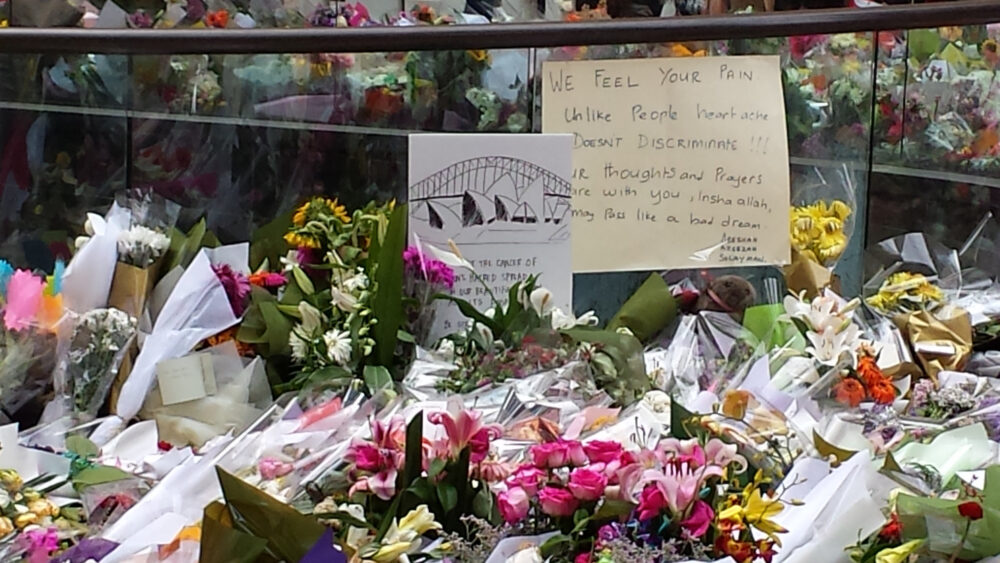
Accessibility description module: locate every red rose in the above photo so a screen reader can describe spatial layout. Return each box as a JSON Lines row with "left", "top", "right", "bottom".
{"left": 958, "top": 501, "right": 984, "bottom": 520}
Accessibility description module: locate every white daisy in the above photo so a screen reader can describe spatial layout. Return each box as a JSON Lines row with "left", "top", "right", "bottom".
{"left": 323, "top": 329, "right": 352, "bottom": 365}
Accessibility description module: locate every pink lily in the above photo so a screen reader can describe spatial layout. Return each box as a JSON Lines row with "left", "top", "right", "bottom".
{"left": 704, "top": 438, "right": 747, "bottom": 473}
{"left": 658, "top": 438, "right": 707, "bottom": 468}
{"left": 428, "top": 409, "right": 502, "bottom": 462}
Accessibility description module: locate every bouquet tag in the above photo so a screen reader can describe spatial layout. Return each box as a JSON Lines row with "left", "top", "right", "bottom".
{"left": 156, "top": 354, "right": 217, "bottom": 406}
{"left": 914, "top": 342, "right": 956, "bottom": 356}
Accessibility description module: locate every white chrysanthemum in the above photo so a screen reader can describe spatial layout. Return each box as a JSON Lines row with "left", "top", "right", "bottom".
{"left": 323, "top": 329, "right": 352, "bottom": 365}
{"left": 117, "top": 225, "right": 170, "bottom": 266}
{"left": 289, "top": 330, "right": 309, "bottom": 361}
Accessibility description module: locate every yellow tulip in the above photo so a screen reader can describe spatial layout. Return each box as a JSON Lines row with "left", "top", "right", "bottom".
{"left": 875, "top": 539, "right": 924, "bottom": 563}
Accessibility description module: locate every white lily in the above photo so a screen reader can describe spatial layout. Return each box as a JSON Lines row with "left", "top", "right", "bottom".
{"left": 550, "top": 308, "right": 599, "bottom": 330}
{"left": 298, "top": 302, "right": 324, "bottom": 333}
{"left": 805, "top": 323, "right": 861, "bottom": 366}
{"left": 529, "top": 287, "right": 554, "bottom": 317}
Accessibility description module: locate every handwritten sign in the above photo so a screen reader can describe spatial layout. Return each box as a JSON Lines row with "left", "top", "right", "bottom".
{"left": 541, "top": 56, "right": 790, "bottom": 272}
{"left": 409, "top": 134, "right": 574, "bottom": 342}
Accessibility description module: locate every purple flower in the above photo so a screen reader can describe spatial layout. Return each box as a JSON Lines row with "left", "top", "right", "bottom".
{"left": 212, "top": 264, "right": 251, "bottom": 317}
{"left": 17, "top": 528, "right": 58, "bottom": 563}
{"left": 50, "top": 538, "right": 118, "bottom": 563}
{"left": 296, "top": 247, "right": 322, "bottom": 278}
{"left": 403, "top": 246, "right": 455, "bottom": 290}
{"left": 127, "top": 10, "right": 154, "bottom": 28}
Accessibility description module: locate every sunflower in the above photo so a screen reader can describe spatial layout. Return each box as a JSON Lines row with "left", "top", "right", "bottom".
{"left": 284, "top": 231, "right": 322, "bottom": 249}
{"left": 292, "top": 197, "right": 351, "bottom": 227}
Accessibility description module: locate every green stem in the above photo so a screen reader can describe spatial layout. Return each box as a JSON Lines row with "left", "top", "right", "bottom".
{"left": 948, "top": 519, "right": 972, "bottom": 563}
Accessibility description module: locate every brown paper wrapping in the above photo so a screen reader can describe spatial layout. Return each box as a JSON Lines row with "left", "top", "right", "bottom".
{"left": 896, "top": 306, "right": 973, "bottom": 383}
{"left": 783, "top": 249, "right": 833, "bottom": 299}
{"left": 108, "top": 258, "right": 162, "bottom": 319}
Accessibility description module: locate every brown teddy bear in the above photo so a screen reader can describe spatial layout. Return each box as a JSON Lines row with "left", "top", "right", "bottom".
{"left": 695, "top": 275, "right": 756, "bottom": 322}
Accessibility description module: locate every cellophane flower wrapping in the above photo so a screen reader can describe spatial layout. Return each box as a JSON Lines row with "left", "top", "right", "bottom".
{"left": 56, "top": 308, "right": 137, "bottom": 418}
{"left": 788, "top": 165, "right": 858, "bottom": 279}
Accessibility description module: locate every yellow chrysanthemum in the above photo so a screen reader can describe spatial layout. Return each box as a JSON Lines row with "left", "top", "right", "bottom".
{"left": 789, "top": 200, "right": 851, "bottom": 266}
{"left": 865, "top": 271, "right": 944, "bottom": 313}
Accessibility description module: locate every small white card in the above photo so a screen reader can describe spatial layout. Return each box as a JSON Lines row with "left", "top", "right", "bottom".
{"left": 156, "top": 354, "right": 217, "bottom": 406}
{"left": 914, "top": 342, "right": 956, "bottom": 356}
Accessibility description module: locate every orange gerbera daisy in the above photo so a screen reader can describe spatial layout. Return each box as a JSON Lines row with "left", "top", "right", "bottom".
{"left": 833, "top": 378, "right": 865, "bottom": 407}
{"left": 868, "top": 378, "right": 896, "bottom": 405}
{"left": 856, "top": 355, "right": 885, "bottom": 388}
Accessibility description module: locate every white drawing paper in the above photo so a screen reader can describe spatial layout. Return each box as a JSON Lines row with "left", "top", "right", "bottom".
{"left": 408, "top": 134, "right": 574, "bottom": 343}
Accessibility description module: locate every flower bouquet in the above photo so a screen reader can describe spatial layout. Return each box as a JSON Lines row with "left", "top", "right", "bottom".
{"left": 0, "top": 262, "right": 64, "bottom": 426}
{"left": 258, "top": 196, "right": 405, "bottom": 395}
{"left": 55, "top": 308, "right": 137, "bottom": 419}
{"left": 429, "top": 273, "right": 649, "bottom": 406}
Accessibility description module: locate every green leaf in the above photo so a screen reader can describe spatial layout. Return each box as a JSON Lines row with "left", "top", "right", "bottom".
{"left": 436, "top": 294, "right": 502, "bottom": 336}
{"left": 472, "top": 487, "right": 494, "bottom": 519}
{"left": 363, "top": 365, "right": 393, "bottom": 395}
{"left": 165, "top": 219, "right": 207, "bottom": 272}
{"left": 66, "top": 435, "right": 99, "bottom": 459}
{"left": 437, "top": 483, "right": 458, "bottom": 513}
{"left": 670, "top": 399, "right": 696, "bottom": 440}
{"left": 396, "top": 329, "right": 416, "bottom": 344}
{"left": 401, "top": 413, "right": 424, "bottom": 490}
{"left": 291, "top": 266, "right": 316, "bottom": 296}
{"left": 372, "top": 204, "right": 407, "bottom": 368}
{"left": 427, "top": 458, "right": 447, "bottom": 479}
{"left": 539, "top": 534, "right": 572, "bottom": 558}
{"left": 593, "top": 499, "right": 634, "bottom": 521}
{"left": 408, "top": 480, "right": 435, "bottom": 502}
{"left": 376, "top": 493, "right": 403, "bottom": 542}
{"left": 72, "top": 466, "right": 132, "bottom": 490}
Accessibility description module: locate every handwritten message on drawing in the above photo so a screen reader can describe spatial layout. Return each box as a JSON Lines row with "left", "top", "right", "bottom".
{"left": 408, "top": 134, "right": 574, "bottom": 342}
{"left": 541, "top": 56, "right": 790, "bottom": 272}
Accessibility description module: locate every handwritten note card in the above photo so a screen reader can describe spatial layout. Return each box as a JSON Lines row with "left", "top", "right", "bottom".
{"left": 541, "top": 56, "right": 791, "bottom": 272}
{"left": 409, "top": 134, "right": 574, "bottom": 342}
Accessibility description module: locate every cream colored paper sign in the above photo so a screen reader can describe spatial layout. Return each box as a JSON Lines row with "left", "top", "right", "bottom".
{"left": 541, "top": 56, "right": 790, "bottom": 272}
{"left": 155, "top": 353, "right": 216, "bottom": 406}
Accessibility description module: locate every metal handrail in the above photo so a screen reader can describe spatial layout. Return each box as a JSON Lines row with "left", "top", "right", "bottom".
{"left": 0, "top": 0, "right": 998, "bottom": 54}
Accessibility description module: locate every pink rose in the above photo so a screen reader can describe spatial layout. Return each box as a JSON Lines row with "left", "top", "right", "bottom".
{"left": 680, "top": 500, "right": 715, "bottom": 538}
{"left": 567, "top": 468, "right": 608, "bottom": 502}
{"left": 498, "top": 487, "right": 530, "bottom": 524}
{"left": 636, "top": 484, "right": 667, "bottom": 521}
{"left": 508, "top": 466, "right": 547, "bottom": 496}
{"left": 258, "top": 457, "right": 293, "bottom": 480}
{"left": 564, "top": 440, "right": 588, "bottom": 467}
{"left": 538, "top": 486, "right": 579, "bottom": 517}
{"left": 531, "top": 441, "right": 587, "bottom": 468}
{"left": 574, "top": 554, "right": 591, "bottom": 563}
{"left": 583, "top": 441, "right": 623, "bottom": 464}
{"left": 531, "top": 442, "right": 569, "bottom": 468}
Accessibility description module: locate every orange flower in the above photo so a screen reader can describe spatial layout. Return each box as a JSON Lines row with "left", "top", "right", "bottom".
{"left": 205, "top": 10, "right": 229, "bottom": 28}
{"left": 868, "top": 378, "right": 896, "bottom": 405}
{"left": 856, "top": 356, "right": 884, "bottom": 388}
{"left": 722, "top": 390, "right": 752, "bottom": 419}
{"left": 833, "top": 378, "right": 865, "bottom": 407}
{"left": 205, "top": 327, "right": 253, "bottom": 356}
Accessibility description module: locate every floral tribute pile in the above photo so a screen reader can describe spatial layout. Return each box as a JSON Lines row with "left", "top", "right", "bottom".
{"left": 1, "top": 180, "right": 1000, "bottom": 563}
